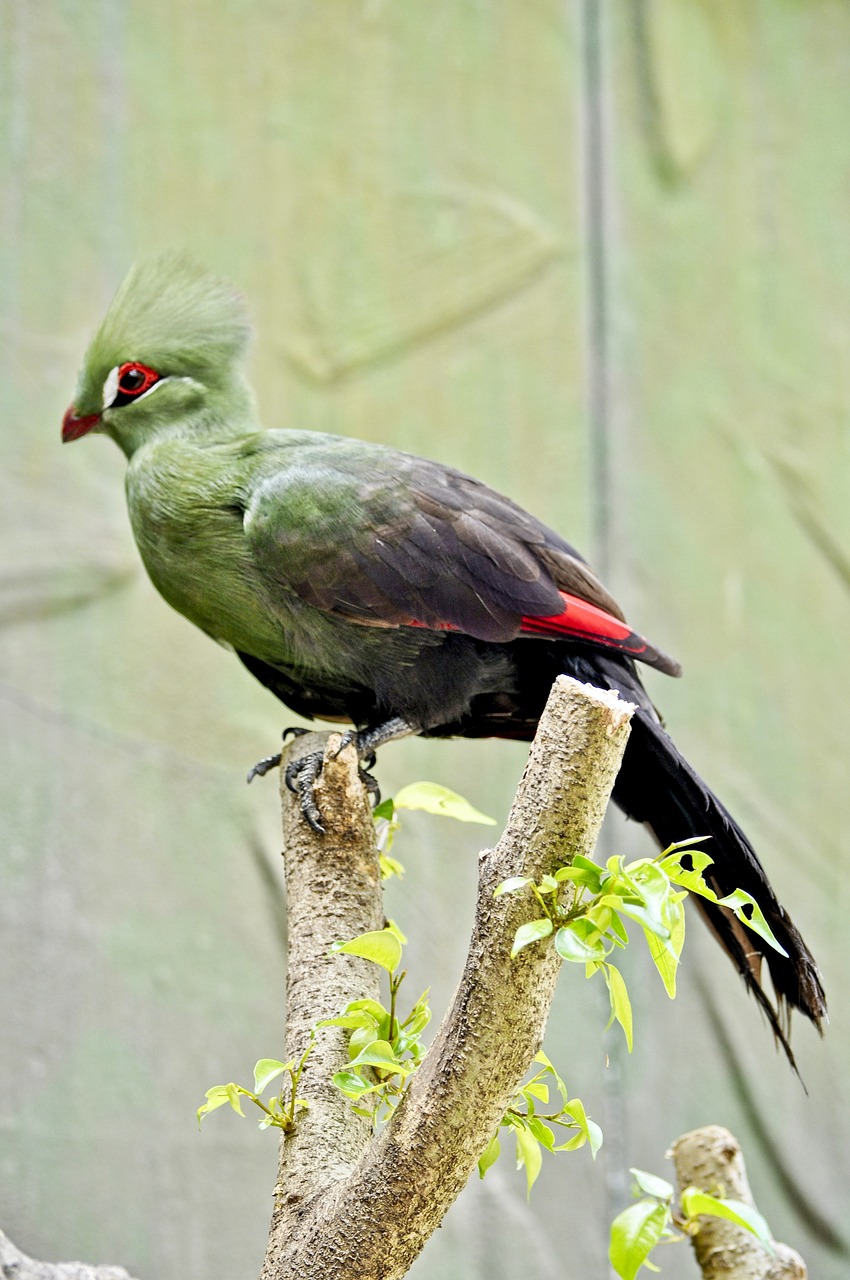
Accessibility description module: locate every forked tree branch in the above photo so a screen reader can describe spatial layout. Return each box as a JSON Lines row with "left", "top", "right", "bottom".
{"left": 670, "top": 1126, "right": 807, "bottom": 1279}
{"left": 260, "top": 676, "right": 635, "bottom": 1280}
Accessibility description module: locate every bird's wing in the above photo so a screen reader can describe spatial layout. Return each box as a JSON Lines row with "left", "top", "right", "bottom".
{"left": 244, "top": 443, "right": 680, "bottom": 674}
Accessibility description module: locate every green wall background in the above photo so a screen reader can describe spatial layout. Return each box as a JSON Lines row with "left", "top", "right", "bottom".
{"left": 2, "top": 2, "right": 848, "bottom": 1276}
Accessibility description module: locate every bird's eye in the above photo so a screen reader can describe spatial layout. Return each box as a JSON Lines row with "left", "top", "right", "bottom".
{"left": 116, "top": 362, "right": 160, "bottom": 399}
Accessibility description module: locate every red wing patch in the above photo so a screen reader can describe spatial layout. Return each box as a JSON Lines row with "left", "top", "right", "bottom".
{"left": 404, "top": 589, "right": 681, "bottom": 675}
{"left": 520, "top": 591, "right": 647, "bottom": 657}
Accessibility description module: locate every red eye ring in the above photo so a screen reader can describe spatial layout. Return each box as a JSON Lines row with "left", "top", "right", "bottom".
{"left": 116, "top": 361, "right": 160, "bottom": 398}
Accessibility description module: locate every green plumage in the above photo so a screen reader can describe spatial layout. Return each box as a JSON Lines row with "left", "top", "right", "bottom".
{"left": 62, "top": 256, "right": 826, "bottom": 1057}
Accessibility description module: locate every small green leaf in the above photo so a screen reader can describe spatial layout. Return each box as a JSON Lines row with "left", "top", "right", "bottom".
{"left": 494, "top": 875, "right": 533, "bottom": 897}
{"left": 373, "top": 798, "right": 395, "bottom": 821}
{"left": 522, "top": 1081, "right": 549, "bottom": 1103}
{"left": 348, "top": 1040, "right": 415, "bottom": 1075}
{"left": 478, "top": 1133, "right": 501, "bottom": 1178}
{"left": 317, "top": 1012, "right": 380, "bottom": 1031}
{"left": 680, "top": 1189, "right": 774, "bottom": 1249}
{"left": 385, "top": 917, "right": 408, "bottom": 945}
{"left": 510, "top": 917, "right": 554, "bottom": 957}
{"left": 538, "top": 874, "right": 560, "bottom": 895}
{"left": 642, "top": 894, "right": 686, "bottom": 997}
{"left": 331, "top": 929, "right": 403, "bottom": 973}
{"left": 514, "top": 1122, "right": 543, "bottom": 1197}
{"left": 660, "top": 848, "right": 717, "bottom": 899}
{"left": 332, "top": 1071, "right": 378, "bottom": 1098}
{"left": 345, "top": 998, "right": 390, "bottom": 1021}
{"left": 392, "top": 781, "right": 497, "bottom": 824}
{"left": 604, "top": 894, "right": 670, "bottom": 939}
{"left": 225, "top": 1083, "right": 246, "bottom": 1116}
{"left": 197, "top": 1085, "right": 232, "bottom": 1126}
{"left": 379, "top": 852, "right": 405, "bottom": 880}
{"left": 716, "top": 890, "right": 789, "bottom": 957}
{"left": 253, "top": 1059, "right": 289, "bottom": 1094}
{"left": 555, "top": 856, "right": 604, "bottom": 893}
{"left": 586, "top": 1119, "right": 604, "bottom": 1157}
{"left": 348, "top": 1025, "right": 380, "bottom": 1059}
{"left": 609, "top": 1200, "right": 669, "bottom": 1280}
{"left": 630, "top": 1168, "right": 674, "bottom": 1201}
{"left": 554, "top": 918, "right": 607, "bottom": 963}
{"left": 526, "top": 1115, "right": 556, "bottom": 1150}
{"left": 604, "top": 963, "right": 634, "bottom": 1052}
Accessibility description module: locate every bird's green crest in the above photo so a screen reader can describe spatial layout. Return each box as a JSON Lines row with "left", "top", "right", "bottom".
{"left": 78, "top": 254, "right": 251, "bottom": 407}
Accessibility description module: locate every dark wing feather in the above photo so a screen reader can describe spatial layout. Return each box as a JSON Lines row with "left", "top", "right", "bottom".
{"left": 244, "top": 443, "right": 679, "bottom": 671}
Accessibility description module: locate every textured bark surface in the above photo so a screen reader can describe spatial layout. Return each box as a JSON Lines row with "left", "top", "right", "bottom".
{"left": 0, "top": 1233, "right": 138, "bottom": 1280}
{"left": 260, "top": 676, "right": 635, "bottom": 1280}
{"left": 671, "top": 1126, "right": 807, "bottom": 1279}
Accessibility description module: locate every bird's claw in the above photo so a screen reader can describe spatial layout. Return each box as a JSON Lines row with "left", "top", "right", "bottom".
{"left": 249, "top": 722, "right": 405, "bottom": 832}
{"left": 284, "top": 750, "right": 326, "bottom": 833}
{"left": 247, "top": 727, "right": 310, "bottom": 784}
{"left": 246, "top": 752, "right": 282, "bottom": 784}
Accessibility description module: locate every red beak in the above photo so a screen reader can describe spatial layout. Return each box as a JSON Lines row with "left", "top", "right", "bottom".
{"left": 62, "top": 406, "right": 101, "bottom": 442}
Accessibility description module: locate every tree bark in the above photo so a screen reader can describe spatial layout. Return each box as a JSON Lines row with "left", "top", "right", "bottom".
{"left": 670, "top": 1125, "right": 807, "bottom": 1279}
{"left": 0, "top": 1232, "right": 138, "bottom": 1280}
{"left": 260, "top": 675, "right": 635, "bottom": 1280}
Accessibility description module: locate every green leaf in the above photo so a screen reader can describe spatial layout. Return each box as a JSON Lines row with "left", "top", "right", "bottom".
{"left": 348, "top": 1025, "right": 380, "bottom": 1058}
{"left": 510, "top": 917, "right": 554, "bottom": 957}
{"left": 401, "top": 992, "right": 432, "bottom": 1036}
{"left": 514, "top": 1122, "right": 543, "bottom": 1197}
{"left": 609, "top": 1201, "right": 669, "bottom": 1280}
{"left": 554, "top": 918, "right": 607, "bottom": 963}
{"left": 392, "top": 781, "right": 497, "bottom": 824}
{"left": 630, "top": 1168, "right": 674, "bottom": 1201}
{"left": 379, "top": 852, "right": 405, "bottom": 881}
{"left": 522, "top": 1081, "right": 549, "bottom": 1103}
{"left": 478, "top": 1133, "right": 501, "bottom": 1178}
{"left": 348, "top": 1040, "right": 416, "bottom": 1075}
{"left": 253, "top": 1059, "right": 289, "bottom": 1094}
{"left": 603, "top": 894, "right": 670, "bottom": 939}
{"left": 332, "top": 1071, "right": 379, "bottom": 1098}
{"left": 197, "top": 1085, "right": 232, "bottom": 1126}
{"left": 604, "top": 963, "right": 634, "bottom": 1052}
{"left": 680, "top": 1189, "right": 774, "bottom": 1249}
{"left": 345, "top": 998, "right": 390, "bottom": 1022}
{"left": 716, "top": 890, "right": 789, "bottom": 957}
{"left": 534, "top": 1051, "right": 569, "bottom": 1106}
{"left": 555, "top": 856, "right": 604, "bottom": 893}
{"left": 526, "top": 1115, "right": 556, "bottom": 1150}
{"left": 385, "top": 917, "right": 408, "bottom": 945}
{"left": 494, "top": 875, "right": 533, "bottom": 897}
{"left": 659, "top": 848, "right": 717, "bottom": 899}
{"left": 372, "top": 798, "right": 395, "bottom": 821}
{"left": 642, "top": 894, "right": 685, "bottom": 997}
{"left": 538, "top": 874, "right": 559, "bottom": 895}
{"left": 317, "top": 1012, "right": 380, "bottom": 1031}
{"left": 586, "top": 1119, "right": 604, "bottom": 1157}
{"left": 225, "top": 1083, "right": 246, "bottom": 1116}
{"left": 331, "top": 929, "right": 403, "bottom": 973}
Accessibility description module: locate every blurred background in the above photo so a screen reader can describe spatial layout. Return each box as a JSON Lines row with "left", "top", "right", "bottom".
{"left": 2, "top": 2, "right": 848, "bottom": 1276}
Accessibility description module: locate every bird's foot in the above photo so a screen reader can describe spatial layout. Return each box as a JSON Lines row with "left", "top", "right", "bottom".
{"left": 249, "top": 719, "right": 414, "bottom": 834}
{"left": 284, "top": 749, "right": 327, "bottom": 834}
{"left": 246, "top": 727, "right": 310, "bottom": 784}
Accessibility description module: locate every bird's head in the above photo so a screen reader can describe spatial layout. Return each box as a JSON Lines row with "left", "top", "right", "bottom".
{"left": 62, "top": 255, "right": 253, "bottom": 457}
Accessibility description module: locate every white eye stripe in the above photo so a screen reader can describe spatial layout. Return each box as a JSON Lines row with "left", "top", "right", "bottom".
{"left": 102, "top": 366, "right": 119, "bottom": 408}
{"left": 102, "top": 368, "right": 175, "bottom": 409}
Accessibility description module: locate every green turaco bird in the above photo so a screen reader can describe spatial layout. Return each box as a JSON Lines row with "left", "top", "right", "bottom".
{"left": 62, "top": 256, "right": 825, "bottom": 1062}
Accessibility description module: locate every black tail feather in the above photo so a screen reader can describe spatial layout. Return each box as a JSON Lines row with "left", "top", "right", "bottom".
{"left": 573, "top": 656, "right": 827, "bottom": 1067}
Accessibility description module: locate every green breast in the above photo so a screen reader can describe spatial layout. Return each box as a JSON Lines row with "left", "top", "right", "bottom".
{"left": 125, "top": 437, "right": 288, "bottom": 660}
